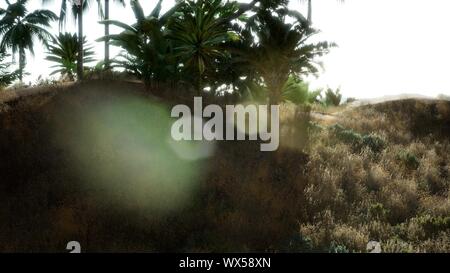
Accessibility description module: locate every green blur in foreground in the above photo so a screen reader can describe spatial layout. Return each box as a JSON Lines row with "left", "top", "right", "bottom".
{"left": 55, "top": 93, "right": 214, "bottom": 214}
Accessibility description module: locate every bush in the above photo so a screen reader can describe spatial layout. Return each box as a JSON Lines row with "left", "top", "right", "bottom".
{"left": 397, "top": 150, "right": 420, "bottom": 170}
{"left": 328, "top": 242, "right": 350, "bottom": 253}
{"left": 382, "top": 179, "right": 419, "bottom": 224}
{"left": 285, "top": 234, "right": 314, "bottom": 252}
{"left": 369, "top": 203, "right": 389, "bottom": 221}
{"left": 362, "top": 134, "right": 386, "bottom": 153}
{"left": 330, "top": 124, "right": 386, "bottom": 153}
{"left": 366, "top": 165, "right": 388, "bottom": 192}
{"left": 417, "top": 215, "right": 450, "bottom": 238}
{"left": 382, "top": 239, "right": 415, "bottom": 253}
{"left": 337, "top": 130, "right": 363, "bottom": 146}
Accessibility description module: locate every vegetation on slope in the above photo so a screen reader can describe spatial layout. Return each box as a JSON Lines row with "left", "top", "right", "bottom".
{"left": 0, "top": 82, "right": 448, "bottom": 252}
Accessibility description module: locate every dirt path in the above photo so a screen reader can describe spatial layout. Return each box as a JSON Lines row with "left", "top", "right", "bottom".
{"left": 310, "top": 112, "right": 340, "bottom": 124}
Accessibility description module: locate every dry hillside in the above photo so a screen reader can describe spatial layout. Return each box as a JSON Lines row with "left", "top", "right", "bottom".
{"left": 0, "top": 81, "right": 449, "bottom": 252}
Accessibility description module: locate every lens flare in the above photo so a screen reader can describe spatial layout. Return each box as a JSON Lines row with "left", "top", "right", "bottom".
{"left": 53, "top": 92, "right": 211, "bottom": 214}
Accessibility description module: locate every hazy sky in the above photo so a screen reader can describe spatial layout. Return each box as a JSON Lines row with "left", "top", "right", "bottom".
{"left": 4, "top": 0, "right": 450, "bottom": 99}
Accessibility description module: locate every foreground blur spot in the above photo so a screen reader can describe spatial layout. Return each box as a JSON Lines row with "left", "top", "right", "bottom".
{"left": 54, "top": 92, "right": 209, "bottom": 214}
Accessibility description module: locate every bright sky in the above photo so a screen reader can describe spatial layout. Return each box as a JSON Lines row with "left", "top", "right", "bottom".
{"left": 5, "top": 0, "right": 450, "bottom": 99}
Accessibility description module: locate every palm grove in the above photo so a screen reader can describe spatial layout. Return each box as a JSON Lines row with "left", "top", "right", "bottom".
{"left": 0, "top": 0, "right": 336, "bottom": 105}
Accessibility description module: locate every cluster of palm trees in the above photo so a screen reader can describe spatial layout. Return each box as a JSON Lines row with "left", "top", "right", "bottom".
{"left": 0, "top": 0, "right": 125, "bottom": 82}
{"left": 0, "top": 0, "right": 338, "bottom": 104}
{"left": 0, "top": 0, "right": 57, "bottom": 81}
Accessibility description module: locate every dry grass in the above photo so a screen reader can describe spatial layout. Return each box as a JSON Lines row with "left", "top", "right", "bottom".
{"left": 300, "top": 99, "right": 450, "bottom": 252}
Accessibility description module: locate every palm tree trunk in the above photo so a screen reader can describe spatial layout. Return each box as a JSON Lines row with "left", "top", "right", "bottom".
{"left": 18, "top": 47, "right": 25, "bottom": 82}
{"left": 77, "top": 3, "right": 84, "bottom": 80}
{"left": 197, "top": 72, "right": 202, "bottom": 97}
{"left": 307, "top": 0, "right": 312, "bottom": 24}
{"left": 104, "top": 0, "right": 110, "bottom": 70}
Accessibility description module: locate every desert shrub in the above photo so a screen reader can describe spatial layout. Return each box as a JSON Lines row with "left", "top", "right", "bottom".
{"left": 339, "top": 156, "right": 367, "bottom": 204}
{"left": 420, "top": 170, "right": 448, "bottom": 195}
{"left": 331, "top": 225, "right": 369, "bottom": 252}
{"left": 330, "top": 124, "right": 386, "bottom": 153}
{"left": 381, "top": 179, "right": 419, "bottom": 224}
{"left": 362, "top": 134, "right": 386, "bottom": 153}
{"left": 416, "top": 150, "right": 449, "bottom": 195}
{"left": 366, "top": 221, "right": 394, "bottom": 242}
{"left": 416, "top": 215, "right": 450, "bottom": 238}
{"left": 308, "top": 121, "right": 325, "bottom": 134}
{"left": 330, "top": 124, "right": 362, "bottom": 148}
{"left": 382, "top": 239, "right": 416, "bottom": 253}
{"left": 366, "top": 165, "right": 389, "bottom": 192}
{"left": 395, "top": 215, "right": 450, "bottom": 244}
{"left": 337, "top": 129, "right": 363, "bottom": 146}
{"left": 397, "top": 150, "right": 420, "bottom": 170}
{"left": 416, "top": 232, "right": 450, "bottom": 253}
{"left": 368, "top": 203, "right": 389, "bottom": 221}
{"left": 419, "top": 196, "right": 450, "bottom": 217}
{"left": 299, "top": 222, "right": 369, "bottom": 253}
{"left": 285, "top": 233, "right": 315, "bottom": 252}
{"left": 303, "top": 168, "right": 348, "bottom": 220}
{"left": 396, "top": 218, "right": 426, "bottom": 241}
{"left": 329, "top": 123, "right": 345, "bottom": 134}
{"left": 328, "top": 242, "right": 350, "bottom": 253}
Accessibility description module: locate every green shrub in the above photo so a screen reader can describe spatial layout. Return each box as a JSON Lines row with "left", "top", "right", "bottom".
{"left": 362, "top": 134, "right": 386, "bottom": 153}
{"left": 330, "top": 123, "right": 346, "bottom": 133}
{"left": 417, "top": 215, "right": 450, "bottom": 237}
{"left": 308, "top": 121, "right": 325, "bottom": 134}
{"left": 328, "top": 241, "right": 350, "bottom": 253}
{"left": 286, "top": 234, "right": 315, "bottom": 252}
{"left": 329, "top": 124, "right": 386, "bottom": 153}
{"left": 338, "top": 130, "right": 363, "bottom": 146}
{"left": 397, "top": 150, "right": 420, "bottom": 170}
{"left": 369, "top": 203, "right": 390, "bottom": 221}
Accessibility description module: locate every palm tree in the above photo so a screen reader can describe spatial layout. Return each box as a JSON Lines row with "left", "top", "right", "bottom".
{"left": 169, "top": 0, "right": 244, "bottom": 95}
{"left": 103, "top": 0, "right": 125, "bottom": 69}
{"left": 98, "top": 0, "right": 183, "bottom": 87}
{"left": 0, "top": 0, "right": 57, "bottom": 82}
{"left": 236, "top": 8, "right": 334, "bottom": 104}
{"left": 300, "top": 0, "right": 345, "bottom": 24}
{"left": 45, "top": 32, "right": 95, "bottom": 80}
{"left": 42, "top": 0, "right": 102, "bottom": 80}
